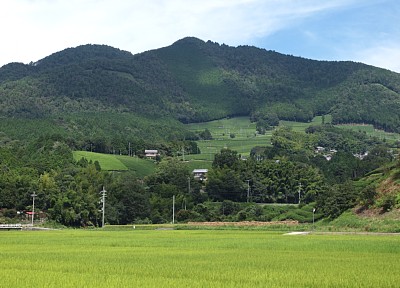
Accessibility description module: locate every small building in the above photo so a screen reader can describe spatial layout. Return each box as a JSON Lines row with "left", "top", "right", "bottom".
{"left": 192, "top": 169, "right": 208, "bottom": 182}
{"left": 145, "top": 149, "right": 158, "bottom": 158}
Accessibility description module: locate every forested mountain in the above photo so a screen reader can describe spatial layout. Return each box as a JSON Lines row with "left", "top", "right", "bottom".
{"left": 2, "top": 38, "right": 400, "bottom": 227}
{"left": 1, "top": 37, "right": 400, "bottom": 147}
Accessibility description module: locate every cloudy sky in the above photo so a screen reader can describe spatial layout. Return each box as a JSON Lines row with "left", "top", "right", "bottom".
{"left": 1, "top": 0, "right": 399, "bottom": 72}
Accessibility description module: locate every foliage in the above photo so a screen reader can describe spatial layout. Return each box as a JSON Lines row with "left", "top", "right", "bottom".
{"left": 316, "top": 181, "right": 359, "bottom": 219}
{"left": 107, "top": 172, "right": 150, "bottom": 225}
{"left": 212, "top": 148, "right": 240, "bottom": 169}
{"left": 324, "top": 210, "right": 400, "bottom": 232}
{"left": 353, "top": 161, "right": 400, "bottom": 212}
{"left": 206, "top": 167, "right": 246, "bottom": 202}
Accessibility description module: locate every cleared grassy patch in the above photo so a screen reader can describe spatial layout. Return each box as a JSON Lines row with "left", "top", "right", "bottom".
{"left": 186, "top": 117, "right": 272, "bottom": 160}
{"left": 0, "top": 230, "right": 399, "bottom": 287}
{"left": 115, "top": 155, "right": 156, "bottom": 177}
{"left": 72, "top": 151, "right": 156, "bottom": 177}
{"left": 73, "top": 151, "right": 128, "bottom": 171}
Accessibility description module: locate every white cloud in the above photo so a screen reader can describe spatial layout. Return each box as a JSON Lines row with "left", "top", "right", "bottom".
{"left": 1, "top": 0, "right": 397, "bottom": 74}
{"left": 354, "top": 44, "right": 400, "bottom": 73}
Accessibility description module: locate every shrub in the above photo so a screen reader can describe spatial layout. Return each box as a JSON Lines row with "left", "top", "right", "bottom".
{"left": 3, "top": 208, "right": 17, "bottom": 218}
{"left": 220, "top": 200, "right": 240, "bottom": 216}
{"left": 176, "top": 210, "right": 204, "bottom": 222}
{"left": 377, "top": 194, "right": 396, "bottom": 212}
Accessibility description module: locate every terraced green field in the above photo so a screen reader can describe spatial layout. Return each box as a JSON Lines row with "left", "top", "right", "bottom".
{"left": 72, "top": 115, "right": 399, "bottom": 173}
{"left": 336, "top": 124, "right": 400, "bottom": 141}
{"left": 186, "top": 115, "right": 400, "bottom": 162}
{"left": 1, "top": 230, "right": 399, "bottom": 287}
{"left": 186, "top": 117, "right": 272, "bottom": 160}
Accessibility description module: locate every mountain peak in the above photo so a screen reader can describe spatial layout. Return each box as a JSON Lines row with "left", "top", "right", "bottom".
{"left": 172, "top": 37, "right": 206, "bottom": 46}
{"left": 35, "top": 44, "right": 133, "bottom": 68}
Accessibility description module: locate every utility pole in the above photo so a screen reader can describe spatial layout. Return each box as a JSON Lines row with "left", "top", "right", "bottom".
{"left": 246, "top": 180, "right": 250, "bottom": 203}
{"left": 312, "top": 208, "right": 316, "bottom": 231}
{"left": 298, "top": 183, "right": 302, "bottom": 205}
{"left": 31, "top": 192, "right": 37, "bottom": 226}
{"left": 172, "top": 195, "right": 175, "bottom": 224}
{"left": 100, "top": 186, "right": 107, "bottom": 227}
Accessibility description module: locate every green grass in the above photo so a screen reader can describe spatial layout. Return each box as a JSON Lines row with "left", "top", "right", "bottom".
{"left": 279, "top": 115, "right": 328, "bottom": 131}
{"left": 319, "top": 211, "right": 400, "bottom": 233}
{"left": 186, "top": 116, "right": 272, "bottom": 160}
{"left": 337, "top": 124, "right": 400, "bottom": 142}
{"left": 73, "top": 151, "right": 156, "bottom": 177}
{"left": 0, "top": 230, "right": 399, "bottom": 287}
{"left": 115, "top": 155, "right": 156, "bottom": 178}
{"left": 73, "top": 151, "right": 128, "bottom": 170}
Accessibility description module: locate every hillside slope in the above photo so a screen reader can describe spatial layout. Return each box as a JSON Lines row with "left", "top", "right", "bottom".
{"left": 1, "top": 37, "right": 400, "bottom": 144}
{"left": 356, "top": 160, "right": 400, "bottom": 212}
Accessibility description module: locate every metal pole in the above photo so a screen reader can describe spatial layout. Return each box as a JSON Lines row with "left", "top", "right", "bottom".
{"left": 172, "top": 195, "right": 175, "bottom": 224}
{"left": 31, "top": 193, "right": 37, "bottom": 226}
{"left": 298, "top": 183, "right": 302, "bottom": 204}
{"left": 100, "top": 187, "right": 107, "bottom": 227}
{"left": 312, "top": 208, "right": 316, "bottom": 231}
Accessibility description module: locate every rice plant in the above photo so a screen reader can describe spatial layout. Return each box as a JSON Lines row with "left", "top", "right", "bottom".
{"left": 0, "top": 230, "right": 399, "bottom": 287}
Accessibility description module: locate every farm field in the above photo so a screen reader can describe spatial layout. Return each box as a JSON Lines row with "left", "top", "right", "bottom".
{"left": 186, "top": 115, "right": 400, "bottom": 162}
{"left": 1, "top": 230, "right": 399, "bottom": 287}
{"left": 185, "top": 116, "right": 325, "bottom": 161}
{"left": 336, "top": 123, "right": 400, "bottom": 142}
{"left": 72, "top": 115, "right": 400, "bottom": 173}
{"left": 185, "top": 117, "right": 272, "bottom": 160}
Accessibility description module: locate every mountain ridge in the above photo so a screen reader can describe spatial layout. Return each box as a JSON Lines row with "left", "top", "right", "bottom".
{"left": 0, "top": 37, "right": 400, "bottom": 144}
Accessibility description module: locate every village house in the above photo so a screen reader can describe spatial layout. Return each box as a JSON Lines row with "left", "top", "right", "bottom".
{"left": 145, "top": 149, "right": 158, "bottom": 158}
{"left": 192, "top": 169, "right": 208, "bottom": 182}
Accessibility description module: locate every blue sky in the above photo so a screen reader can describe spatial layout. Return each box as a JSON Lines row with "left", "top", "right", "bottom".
{"left": 1, "top": 0, "right": 399, "bottom": 72}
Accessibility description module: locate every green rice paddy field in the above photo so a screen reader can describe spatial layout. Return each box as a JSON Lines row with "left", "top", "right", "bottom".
{"left": 1, "top": 230, "right": 399, "bottom": 287}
